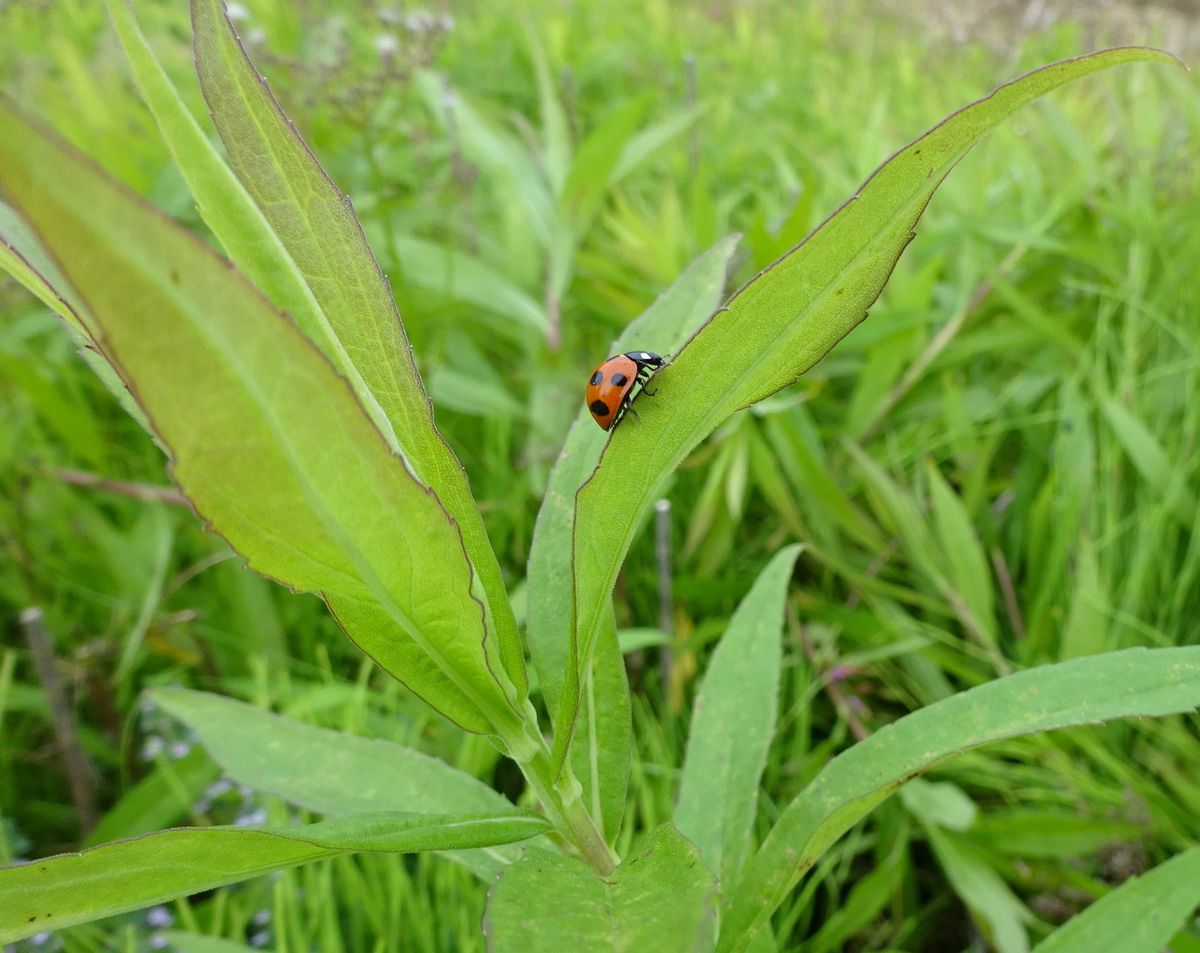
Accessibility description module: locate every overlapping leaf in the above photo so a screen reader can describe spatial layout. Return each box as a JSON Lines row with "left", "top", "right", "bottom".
{"left": 186, "top": 0, "right": 525, "bottom": 699}
{"left": 485, "top": 825, "right": 716, "bottom": 952}
{"left": 0, "top": 97, "right": 518, "bottom": 736}
{"left": 554, "top": 48, "right": 1181, "bottom": 771}
{"left": 152, "top": 688, "right": 526, "bottom": 878}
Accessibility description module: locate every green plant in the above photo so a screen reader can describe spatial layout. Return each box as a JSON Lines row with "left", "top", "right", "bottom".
{"left": 0, "top": 1, "right": 1194, "bottom": 948}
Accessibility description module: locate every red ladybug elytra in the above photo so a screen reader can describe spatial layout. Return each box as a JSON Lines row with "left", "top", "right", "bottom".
{"left": 585, "top": 350, "right": 666, "bottom": 431}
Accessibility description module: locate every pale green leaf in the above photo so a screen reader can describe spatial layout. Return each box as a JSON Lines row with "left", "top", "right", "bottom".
{"left": 611, "top": 105, "right": 707, "bottom": 183}
{"left": 484, "top": 825, "right": 717, "bottom": 953}
{"left": 102, "top": 0, "right": 355, "bottom": 412}
{"left": 559, "top": 49, "right": 1180, "bottom": 773}
{"left": 0, "top": 811, "right": 550, "bottom": 942}
{"left": 387, "top": 233, "right": 547, "bottom": 338}
{"left": 1101, "top": 395, "right": 1196, "bottom": 529}
{"left": 927, "top": 826, "right": 1032, "bottom": 953}
{"left": 151, "top": 687, "right": 526, "bottom": 878}
{"left": 162, "top": 934, "right": 257, "bottom": 953}
{"left": 83, "top": 748, "right": 220, "bottom": 848}
{"left": 572, "top": 616, "right": 632, "bottom": 844}
{"left": 676, "top": 545, "right": 800, "bottom": 882}
{"left": 189, "top": 0, "right": 527, "bottom": 701}
{"left": 1032, "top": 846, "right": 1200, "bottom": 953}
{"left": 0, "top": 98, "right": 519, "bottom": 737}
{"left": 1060, "top": 536, "right": 1110, "bottom": 660}
{"left": 899, "top": 777, "right": 978, "bottom": 832}
{"left": 528, "top": 235, "right": 738, "bottom": 726}
{"left": 0, "top": 199, "right": 151, "bottom": 432}
{"left": 926, "top": 461, "right": 997, "bottom": 649}
{"left": 720, "top": 646, "right": 1200, "bottom": 951}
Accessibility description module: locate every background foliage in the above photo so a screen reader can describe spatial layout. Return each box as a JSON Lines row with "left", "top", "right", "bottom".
{"left": 0, "top": 0, "right": 1197, "bottom": 949}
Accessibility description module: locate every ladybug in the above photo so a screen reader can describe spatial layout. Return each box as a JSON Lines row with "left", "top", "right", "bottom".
{"left": 585, "top": 350, "right": 666, "bottom": 431}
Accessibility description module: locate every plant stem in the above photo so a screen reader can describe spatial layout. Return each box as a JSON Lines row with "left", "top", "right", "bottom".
{"left": 503, "top": 721, "right": 617, "bottom": 875}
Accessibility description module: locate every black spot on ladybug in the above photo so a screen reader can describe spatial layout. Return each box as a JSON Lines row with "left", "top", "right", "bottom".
{"left": 611, "top": 373, "right": 629, "bottom": 387}
{"left": 589, "top": 370, "right": 603, "bottom": 385}
{"left": 589, "top": 400, "right": 611, "bottom": 416}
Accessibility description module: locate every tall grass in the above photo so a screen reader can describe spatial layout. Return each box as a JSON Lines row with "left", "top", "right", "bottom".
{"left": 0, "top": 0, "right": 1196, "bottom": 948}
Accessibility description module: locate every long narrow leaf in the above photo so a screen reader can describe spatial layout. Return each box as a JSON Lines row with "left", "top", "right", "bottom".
{"left": 676, "top": 545, "right": 800, "bottom": 882}
{"left": 152, "top": 688, "right": 525, "bottom": 878}
{"left": 101, "top": 0, "right": 365, "bottom": 426}
{"left": 527, "top": 235, "right": 737, "bottom": 748}
{"left": 189, "top": 0, "right": 527, "bottom": 699}
{"left": 0, "top": 200, "right": 151, "bottom": 432}
{"left": 572, "top": 615, "right": 632, "bottom": 843}
{"left": 1032, "top": 846, "right": 1200, "bottom": 953}
{"left": 719, "top": 646, "right": 1200, "bottom": 951}
{"left": 556, "top": 49, "right": 1180, "bottom": 772}
{"left": 0, "top": 98, "right": 518, "bottom": 736}
{"left": 0, "top": 811, "right": 550, "bottom": 942}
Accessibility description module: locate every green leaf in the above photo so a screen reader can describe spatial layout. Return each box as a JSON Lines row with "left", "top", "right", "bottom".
{"left": 162, "top": 935, "right": 257, "bottom": 953}
{"left": 676, "top": 545, "right": 800, "bottom": 882}
{"left": 0, "top": 98, "right": 519, "bottom": 737}
{"left": 926, "top": 461, "right": 997, "bottom": 649}
{"left": 572, "top": 615, "right": 632, "bottom": 844}
{"left": 611, "top": 105, "right": 706, "bottom": 183}
{"left": 1100, "top": 395, "right": 1196, "bottom": 529}
{"left": 928, "top": 826, "right": 1033, "bottom": 953}
{"left": 0, "top": 199, "right": 152, "bottom": 433}
{"left": 1059, "top": 536, "right": 1110, "bottom": 660}
{"left": 807, "top": 843, "right": 906, "bottom": 953}
{"left": 970, "top": 810, "right": 1143, "bottom": 859}
{"left": 386, "top": 233, "right": 547, "bottom": 339}
{"left": 162, "top": 934, "right": 258, "bottom": 953}
{"left": 188, "top": 0, "right": 527, "bottom": 702}
{"left": 150, "top": 687, "right": 522, "bottom": 879}
{"left": 101, "top": 0, "right": 349, "bottom": 410}
{"left": 0, "top": 811, "right": 550, "bottom": 942}
{"left": 899, "top": 777, "right": 978, "bottom": 832}
{"left": 1032, "top": 846, "right": 1200, "bottom": 953}
{"left": 83, "top": 747, "right": 221, "bottom": 848}
{"left": 484, "top": 825, "right": 717, "bottom": 953}
{"left": 528, "top": 234, "right": 737, "bottom": 744}
{"left": 719, "top": 646, "right": 1200, "bottom": 951}
{"left": 558, "top": 49, "right": 1180, "bottom": 773}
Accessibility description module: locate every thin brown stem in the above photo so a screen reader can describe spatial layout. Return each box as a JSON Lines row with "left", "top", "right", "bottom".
{"left": 20, "top": 607, "right": 99, "bottom": 835}
{"left": 53, "top": 467, "right": 188, "bottom": 507}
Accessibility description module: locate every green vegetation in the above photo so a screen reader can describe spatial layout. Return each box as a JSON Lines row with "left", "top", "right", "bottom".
{"left": 0, "top": 1, "right": 1197, "bottom": 950}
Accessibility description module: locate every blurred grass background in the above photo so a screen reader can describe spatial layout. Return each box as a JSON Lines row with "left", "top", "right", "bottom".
{"left": 0, "top": 0, "right": 1198, "bottom": 950}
